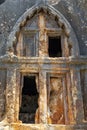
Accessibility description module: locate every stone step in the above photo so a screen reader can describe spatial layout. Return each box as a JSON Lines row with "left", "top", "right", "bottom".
{"left": 10, "top": 124, "right": 87, "bottom": 130}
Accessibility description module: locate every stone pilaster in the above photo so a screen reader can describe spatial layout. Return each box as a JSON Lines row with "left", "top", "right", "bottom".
{"left": 62, "top": 36, "right": 69, "bottom": 57}
{"left": 38, "top": 13, "right": 48, "bottom": 57}
{"left": 39, "top": 71, "right": 47, "bottom": 123}
{"left": 6, "top": 68, "right": 16, "bottom": 123}
{"left": 15, "top": 71, "right": 20, "bottom": 122}
{"left": 82, "top": 70, "right": 87, "bottom": 121}
{"left": 66, "top": 72, "right": 75, "bottom": 124}
{"left": 70, "top": 67, "right": 84, "bottom": 124}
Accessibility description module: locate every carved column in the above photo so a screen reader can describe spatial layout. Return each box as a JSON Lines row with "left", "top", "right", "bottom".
{"left": 38, "top": 12, "right": 48, "bottom": 57}
{"left": 6, "top": 68, "right": 16, "bottom": 123}
{"left": 70, "top": 67, "right": 84, "bottom": 124}
{"left": 15, "top": 71, "right": 20, "bottom": 122}
{"left": 66, "top": 72, "right": 75, "bottom": 124}
{"left": 62, "top": 35, "right": 69, "bottom": 57}
{"left": 17, "top": 32, "right": 23, "bottom": 56}
{"left": 39, "top": 70, "right": 47, "bottom": 123}
{"left": 81, "top": 70, "right": 87, "bottom": 120}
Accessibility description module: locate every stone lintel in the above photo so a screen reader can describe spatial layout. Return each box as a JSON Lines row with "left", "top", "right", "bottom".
{"left": 0, "top": 55, "right": 87, "bottom": 64}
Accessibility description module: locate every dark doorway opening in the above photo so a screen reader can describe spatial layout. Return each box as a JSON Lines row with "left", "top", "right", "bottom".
{"left": 48, "top": 36, "right": 62, "bottom": 57}
{"left": 19, "top": 76, "right": 39, "bottom": 123}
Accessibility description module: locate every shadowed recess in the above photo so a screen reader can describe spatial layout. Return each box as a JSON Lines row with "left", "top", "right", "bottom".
{"left": 19, "top": 76, "right": 39, "bottom": 123}
{"left": 0, "top": 0, "right": 5, "bottom": 4}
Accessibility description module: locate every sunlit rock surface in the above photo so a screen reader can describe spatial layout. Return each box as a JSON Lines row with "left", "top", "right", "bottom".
{"left": 0, "top": 0, "right": 87, "bottom": 130}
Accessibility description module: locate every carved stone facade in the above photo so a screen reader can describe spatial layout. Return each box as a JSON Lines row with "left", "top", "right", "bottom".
{"left": 0, "top": 2, "right": 87, "bottom": 130}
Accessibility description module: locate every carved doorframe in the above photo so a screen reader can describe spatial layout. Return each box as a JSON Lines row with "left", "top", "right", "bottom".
{"left": 47, "top": 72, "right": 69, "bottom": 124}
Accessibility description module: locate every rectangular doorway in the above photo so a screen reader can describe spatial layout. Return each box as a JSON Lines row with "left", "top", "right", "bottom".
{"left": 19, "top": 75, "right": 39, "bottom": 123}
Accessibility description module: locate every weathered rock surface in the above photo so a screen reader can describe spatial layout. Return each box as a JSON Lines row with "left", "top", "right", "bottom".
{"left": 0, "top": 1, "right": 87, "bottom": 130}
{"left": 0, "top": 0, "right": 87, "bottom": 56}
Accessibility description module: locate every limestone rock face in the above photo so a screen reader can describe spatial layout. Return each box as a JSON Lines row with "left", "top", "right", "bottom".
{"left": 0, "top": 0, "right": 5, "bottom": 5}
{"left": 0, "top": 0, "right": 86, "bottom": 56}
{"left": 0, "top": 1, "right": 87, "bottom": 130}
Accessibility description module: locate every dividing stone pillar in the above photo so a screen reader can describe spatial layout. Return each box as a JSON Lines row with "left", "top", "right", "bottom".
{"left": 6, "top": 68, "right": 16, "bottom": 123}
{"left": 39, "top": 71, "right": 47, "bottom": 123}
{"left": 83, "top": 70, "right": 87, "bottom": 120}
{"left": 70, "top": 67, "right": 84, "bottom": 124}
{"left": 66, "top": 72, "right": 75, "bottom": 124}
{"left": 81, "top": 70, "right": 87, "bottom": 121}
{"left": 15, "top": 71, "right": 20, "bottom": 122}
{"left": 38, "top": 12, "right": 48, "bottom": 57}
{"left": 62, "top": 36, "right": 69, "bottom": 57}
